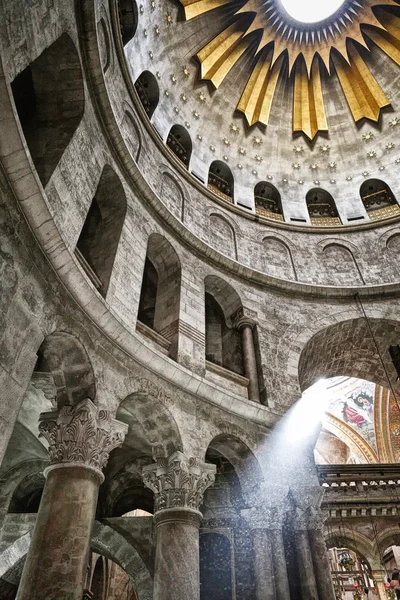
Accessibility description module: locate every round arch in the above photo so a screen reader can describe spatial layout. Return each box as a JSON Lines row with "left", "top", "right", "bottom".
{"left": 208, "top": 161, "right": 234, "bottom": 201}
{"left": 306, "top": 188, "right": 340, "bottom": 224}
{"left": 254, "top": 181, "right": 283, "bottom": 218}
{"left": 360, "top": 179, "right": 398, "bottom": 216}
{"left": 134, "top": 71, "right": 159, "bottom": 119}
{"left": 167, "top": 124, "right": 192, "bottom": 168}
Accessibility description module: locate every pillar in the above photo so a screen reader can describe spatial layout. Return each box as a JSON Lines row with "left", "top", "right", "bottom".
{"left": 308, "top": 509, "right": 336, "bottom": 600}
{"left": 16, "top": 399, "right": 127, "bottom": 600}
{"left": 242, "top": 507, "right": 290, "bottom": 600}
{"left": 235, "top": 317, "right": 260, "bottom": 403}
{"left": 142, "top": 451, "right": 216, "bottom": 600}
{"left": 372, "top": 570, "right": 388, "bottom": 600}
{"left": 294, "top": 508, "right": 319, "bottom": 600}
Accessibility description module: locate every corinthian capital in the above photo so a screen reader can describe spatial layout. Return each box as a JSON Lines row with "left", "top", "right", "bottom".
{"left": 142, "top": 451, "right": 216, "bottom": 512}
{"left": 242, "top": 506, "right": 286, "bottom": 531}
{"left": 39, "top": 398, "right": 128, "bottom": 481}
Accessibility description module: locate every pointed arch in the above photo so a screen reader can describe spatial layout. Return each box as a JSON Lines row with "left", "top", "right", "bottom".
{"left": 134, "top": 71, "right": 159, "bottom": 118}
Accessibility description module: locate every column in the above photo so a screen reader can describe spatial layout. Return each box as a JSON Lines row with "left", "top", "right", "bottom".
{"left": 372, "top": 570, "right": 388, "bottom": 600}
{"left": 142, "top": 451, "right": 216, "bottom": 600}
{"left": 16, "top": 399, "right": 127, "bottom": 600}
{"left": 308, "top": 509, "right": 336, "bottom": 600}
{"left": 242, "top": 507, "right": 290, "bottom": 600}
{"left": 293, "top": 508, "right": 319, "bottom": 600}
{"left": 235, "top": 317, "right": 260, "bottom": 403}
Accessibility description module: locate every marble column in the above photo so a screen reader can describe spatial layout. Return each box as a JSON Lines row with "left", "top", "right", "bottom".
{"left": 242, "top": 507, "right": 290, "bottom": 600}
{"left": 372, "top": 570, "right": 388, "bottom": 600}
{"left": 16, "top": 399, "right": 127, "bottom": 600}
{"left": 142, "top": 451, "right": 216, "bottom": 600}
{"left": 235, "top": 317, "right": 260, "bottom": 403}
{"left": 308, "top": 509, "right": 336, "bottom": 600}
{"left": 293, "top": 508, "right": 319, "bottom": 600}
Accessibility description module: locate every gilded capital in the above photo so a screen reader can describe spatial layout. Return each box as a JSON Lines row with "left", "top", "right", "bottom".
{"left": 39, "top": 398, "right": 128, "bottom": 481}
{"left": 142, "top": 451, "right": 216, "bottom": 512}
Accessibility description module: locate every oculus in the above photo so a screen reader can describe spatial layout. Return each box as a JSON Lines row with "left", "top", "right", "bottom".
{"left": 278, "top": 0, "right": 347, "bottom": 24}
{"left": 178, "top": 0, "right": 400, "bottom": 140}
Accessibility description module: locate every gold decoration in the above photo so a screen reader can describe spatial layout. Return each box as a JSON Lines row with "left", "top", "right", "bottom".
{"left": 182, "top": 66, "right": 190, "bottom": 77}
{"left": 386, "top": 142, "right": 396, "bottom": 150}
{"left": 230, "top": 123, "right": 240, "bottom": 133}
{"left": 253, "top": 136, "right": 262, "bottom": 145}
{"left": 363, "top": 132, "right": 375, "bottom": 142}
{"left": 390, "top": 116, "right": 400, "bottom": 127}
{"left": 198, "top": 91, "right": 206, "bottom": 103}
{"left": 320, "top": 144, "right": 330, "bottom": 154}
{"left": 166, "top": 13, "right": 173, "bottom": 24}
{"left": 179, "top": 0, "right": 399, "bottom": 138}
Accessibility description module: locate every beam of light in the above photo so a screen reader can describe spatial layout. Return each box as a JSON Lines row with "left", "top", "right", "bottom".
{"left": 279, "top": 0, "right": 345, "bottom": 23}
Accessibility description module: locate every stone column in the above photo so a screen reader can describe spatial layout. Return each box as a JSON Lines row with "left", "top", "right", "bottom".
{"left": 372, "top": 571, "right": 388, "bottom": 600}
{"left": 242, "top": 507, "right": 290, "bottom": 600}
{"left": 293, "top": 508, "right": 319, "bottom": 600}
{"left": 235, "top": 317, "right": 260, "bottom": 403}
{"left": 142, "top": 451, "right": 216, "bottom": 600}
{"left": 308, "top": 509, "right": 336, "bottom": 600}
{"left": 16, "top": 399, "right": 127, "bottom": 600}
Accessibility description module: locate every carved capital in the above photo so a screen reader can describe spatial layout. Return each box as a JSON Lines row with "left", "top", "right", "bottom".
{"left": 39, "top": 399, "right": 128, "bottom": 482}
{"left": 234, "top": 316, "right": 257, "bottom": 332}
{"left": 142, "top": 451, "right": 216, "bottom": 512}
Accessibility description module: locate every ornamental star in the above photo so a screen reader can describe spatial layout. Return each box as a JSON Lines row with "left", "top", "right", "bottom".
{"left": 253, "top": 137, "right": 263, "bottom": 146}
{"left": 231, "top": 123, "right": 240, "bottom": 134}
{"left": 389, "top": 117, "right": 400, "bottom": 128}
{"left": 386, "top": 142, "right": 395, "bottom": 151}
{"left": 292, "top": 163, "right": 300, "bottom": 170}
{"left": 362, "top": 132, "right": 375, "bottom": 142}
{"left": 320, "top": 145, "right": 330, "bottom": 154}
{"left": 179, "top": 0, "right": 400, "bottom": 139}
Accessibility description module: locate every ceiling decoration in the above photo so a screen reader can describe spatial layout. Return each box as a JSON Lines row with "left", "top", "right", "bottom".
{"left": 179, "top": 0, "right": 400, "bottom": 140}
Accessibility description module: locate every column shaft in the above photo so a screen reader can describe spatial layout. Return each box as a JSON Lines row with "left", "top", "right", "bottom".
{"left": 154, "top": 509, "right": 202, "bottom": 600}
{"left": 252, "top": 530, "right": 275, "bottom": 600}
{"left": 271, "top": 529, "right": 291, "bottom": 600}
{"left": 241, "top": 324, "right": 260, "bottom": 403}
{"left": 308, "top": 528, "right": 336, "bottom": 600}
{"left": 295, "top": 529, "right": 319, "bottom": 600}
{"left": 16, "top": 467, "right": 99, "bottom": 600}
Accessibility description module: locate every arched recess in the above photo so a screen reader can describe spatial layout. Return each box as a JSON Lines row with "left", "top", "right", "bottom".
{"left": 137, "top": 234, "right": 181, "bottom": 358}
{"left": 160, "top": 172, "right": 184, "bottom": 221}
{"left": 90, "top": 555, "right": 107, "bottom": 599}
{"left": 321, "top": 243, "right": 364, "bottom": 285}
{"left": 208, "top": 161, "right": 234, "bottom": 202}
{"left": 360, "top": 179, "right": 400, "bottom": 221}
{"left": 298, "top": 318, "right": 400, "bottom": 393}
{"left": 254, "top": 182, "right": 283, "bottom": 221}
{"left": 325, "top": 529, "right": 378, "bottom": 569}
{"left": 11, "top": 33, "right": 84, "bottom": 187}
{"left": 209, "top": 214, "right": 237, "bottom": 260}
{"left": 117, "top": 0, "right": 138, "bottom": 46}
{"left": 134, "top": 71, "right": 159, "bottom": 118}
{"left": 200, "top": 533, "right": 233, "bottom": 600}
{"left": 306, "top": 188, "right": 341, "bottom": 226}
{"left": 387, "top": 233, "right": 400, "bottom": 254}
{"left": 75, "top": 165, "right": 127, "bottom": 298}
{"left": 8, "top": 472, "right": 45, "bottom": 514}
{"left": 204, "top": 275, "right": 243, "bottom": 376}
{"left": 262, "top": 236, "right": 297, "bottom": 280}
{"left": 123, "top": 111, "right": 142, "bottom": 162}
{"left": 36, "top": 331, "right": 96, "bottom": 407}
{"left": 166, "top": 125, "right": 192, "bottom": 168}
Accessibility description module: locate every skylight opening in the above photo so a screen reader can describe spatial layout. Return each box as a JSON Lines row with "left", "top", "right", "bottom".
{"left": 279, "top": 0, "right": 345, "bottom": 24}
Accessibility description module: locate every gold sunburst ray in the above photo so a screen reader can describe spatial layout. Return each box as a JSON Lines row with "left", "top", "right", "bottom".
{"left": 186, "top": 0, "right": 400, "bottom": 138}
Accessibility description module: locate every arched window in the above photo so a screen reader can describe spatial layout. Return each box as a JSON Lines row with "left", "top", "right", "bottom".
{"left": 208, "top": 161, "right": 234, "bottom": 202}
{"left": 134, "top": 71, "right": 159, "bottom": 118}
{"left": 360, "top": 179, "right": 400, "bottom": 221}
{"left": 166, "top": 125, "right": 192, "bottom": 168}
{"left": 11, "top": 33, "right": 84, "bottom": 187}
{"left": 137, "top": 234, "right": 181, "bottom": 359}
{"left": 306, "top": 188, "right": 341, "bottom": 226}
{"left": 254, "top": 182, "right": 283, "bottom": 221}
{"left": 117, "top": 0, "right": 138, "bottom": 46}
{"left": 75, "top": 166, "right": 127, "bottom": 297}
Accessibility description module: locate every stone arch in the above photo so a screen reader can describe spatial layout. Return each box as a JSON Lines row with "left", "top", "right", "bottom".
{"left": 208, "top": 161, "right": 234, "bottom": 202}
{"left": 204, "top": 275, "right": 243, "bottom": 375}
{"left": 0, "top": 459, "right": 48, "bottom": 517}
{"left": 306, "top": 188, "right": 341, "bottom": 225}
{"left": 325, "top": 528, "right": 378, "bottom": 569}
{"left": 117, "top": 0, "right": 138, "bottom": 46}
{"left": 376, "top": 527, "right": 400, "bottom": 558}
{"left": 137, "top": 233, "right": 182, "bottom": 357}
{"left": 134, "top": 71, "right": 159, "bottom": 119}
{"left": 298, "top": 317, "right": 400, "bottom": 393}
{"left": 123, "top": 110, "right": 142, "bottom": 162}
{"left": 75, "top": 165, "right": 127, "bottom": 298}
{"left": 98, "top": 16, "right": 112, "bottom": 73}
{"left": 160, "top": 172, "right": 184, "bottom": 220}
{"left": 254, "top": 181, "right": 283, "bottom": 219}
{"left": 36, "top": 331, "right": 96, "bottom": 407}
{"left": 10, "top": 33, "right": 85, "bottom": 187}
{"left": 209, "top": 214, "right": 238, "bottom": 260}
{"left": 8, "top": 471, "right": 45, "bottom": 513}
{"left": 320, "top": 242, "right": 364, "bottom": 285}
{"left": 166, "top": 124, "right": 192, "bottom": 168}
{"left": 387, "top": 233, "right": 400, "bottom": 253}
{"left": 360, "top": 179, "right": 398, "bottom": 218}
{"left": 262, "top": 236, "right": 297, "bottom": 280}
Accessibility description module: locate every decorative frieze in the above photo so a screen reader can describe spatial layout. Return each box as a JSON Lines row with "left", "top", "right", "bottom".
{"left": 142, "top": 451, "right": 216, "bottom": 512}
{"left": 39, "top": 398, "right": 128, "bottom": 480}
